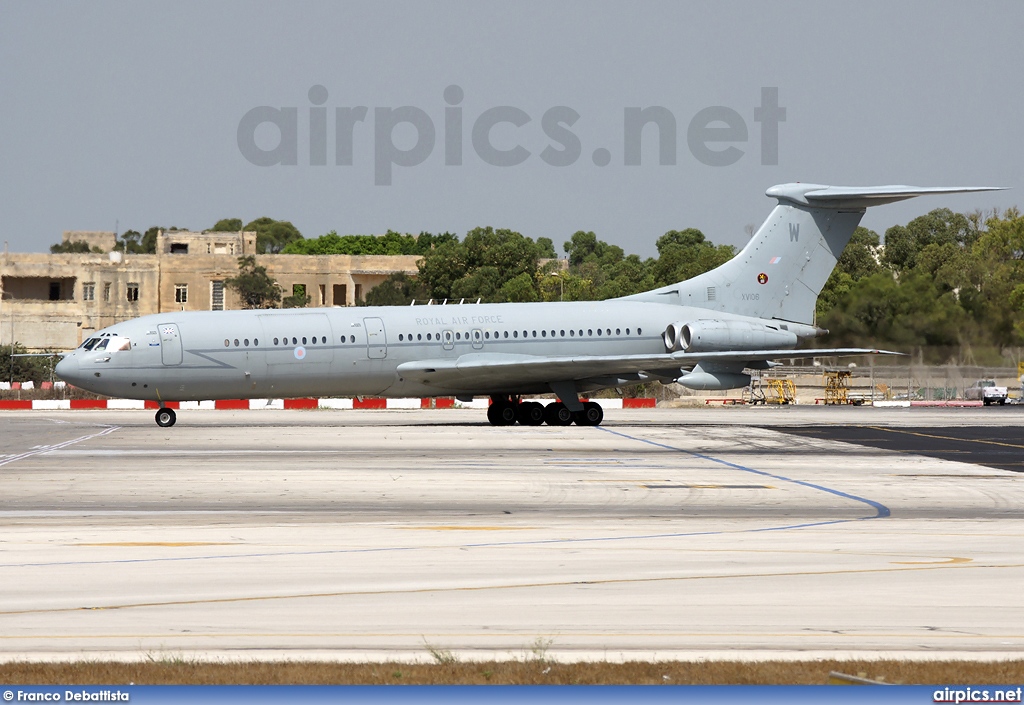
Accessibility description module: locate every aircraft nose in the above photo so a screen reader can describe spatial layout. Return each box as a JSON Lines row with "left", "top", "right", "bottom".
{"left": 55, "top": 355, "right": 81, "bottom": 386}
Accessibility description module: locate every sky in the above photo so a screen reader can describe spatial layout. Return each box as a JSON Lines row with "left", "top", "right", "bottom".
{"left": 1, "top": 1, "right": 1021, "bottom": 257}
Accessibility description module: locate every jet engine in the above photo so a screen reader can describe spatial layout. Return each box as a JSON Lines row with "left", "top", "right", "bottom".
{"left": 663, "top": 319, "right": 798, "bottom": 353}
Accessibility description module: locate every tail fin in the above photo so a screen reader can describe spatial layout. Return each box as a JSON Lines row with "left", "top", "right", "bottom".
{"left": 623, "top": 183, "right": 1005, "bottom": 325}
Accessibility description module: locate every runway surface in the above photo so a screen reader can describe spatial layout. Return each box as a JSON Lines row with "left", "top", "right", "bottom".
{"left": 0, "top": 405, "right": 1022, "bottom": 661}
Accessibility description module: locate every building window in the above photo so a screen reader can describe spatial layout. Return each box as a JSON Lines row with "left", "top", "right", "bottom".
{"left": 126, "top": 283, "right": 139, "bottom": 302}
{"left": 211, "top": 280, "right": 224, "bottom": 310}
{"left": 174, "top": 284, "right": 188, "bottom": 304}
{"left": 170, "top": 243, "right": 188, "bottom": 254}
{"left": 103, "top": 282, "right": 111, "bottom": 301}
{"left": 82, "top": 282, "right": 95, "bottom": 301}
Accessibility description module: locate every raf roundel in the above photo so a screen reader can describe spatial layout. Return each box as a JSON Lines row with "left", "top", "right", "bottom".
{"left": 757, "top": 272, "right": 768, "bottom": 285}
{"left": 293, "top": 346, "right": 307, "bottom": 360}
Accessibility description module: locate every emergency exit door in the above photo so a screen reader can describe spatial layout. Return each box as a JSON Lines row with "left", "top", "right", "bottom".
{"left": 363, "top": 317, "right": 386, "bottom": 359}
{"left": 159, "top": 323, "right": 183, "bottom": 365}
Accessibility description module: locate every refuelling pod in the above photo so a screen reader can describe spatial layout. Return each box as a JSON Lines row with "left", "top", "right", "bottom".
{"left": 677, "top": 363, "right": 751, "bottom": 391}
{"left": 668, "top": 319, "right": 798, "bottom": 352}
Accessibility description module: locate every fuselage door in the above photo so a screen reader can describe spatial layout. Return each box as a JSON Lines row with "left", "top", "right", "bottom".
{"left": 442, "top": 329, "right": 455, "bottom": 351}
{"left": 471, "top": 328, "right": 483, "bottom": 350}
{"left": 159, "top": 323, "right": 183, "bottom": 366}
{"left": 363, "top": 317, "right": 386, "bottom": 359}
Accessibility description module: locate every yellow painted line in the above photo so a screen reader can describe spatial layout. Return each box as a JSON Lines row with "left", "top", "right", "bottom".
{"left": 1, "top": 560, "right": 1021, "bottom": 618}
{"left": 73, "top": 542, "right": 240, "bottom": 547}
{"left": 866, "top": 426, "right": 1024, "bottom": 451}
{"left": 892, "top": 557, "right": 972, "bottom": 565}
{"left": 397, "top": 526, "right": 537, "bottom": 531}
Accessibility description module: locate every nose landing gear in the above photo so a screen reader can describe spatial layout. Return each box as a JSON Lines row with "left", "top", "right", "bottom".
{"left": 155, "top": 407, "right": 177, "bottom": 427}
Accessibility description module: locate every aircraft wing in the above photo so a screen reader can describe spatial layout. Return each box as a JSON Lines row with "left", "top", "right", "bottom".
{"left": 396, "top": 348, "right": 900, "bottom": 392}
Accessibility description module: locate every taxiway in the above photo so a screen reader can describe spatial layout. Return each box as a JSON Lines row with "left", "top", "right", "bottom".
{"left": 0, "top": 406, "right": 1022, "bottom": 661}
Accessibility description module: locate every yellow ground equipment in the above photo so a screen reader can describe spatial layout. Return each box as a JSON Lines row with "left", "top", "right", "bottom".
{"left": 764, "top": 378, "right": 796, "bottom": 405}
{"left": 823, "top": 370, "right": 851, "bottom": 405}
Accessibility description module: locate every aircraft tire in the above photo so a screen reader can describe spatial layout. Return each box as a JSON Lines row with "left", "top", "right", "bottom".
{"left": 516, "top": 401, "right": 545, "bottom": 426}
{"left": 573, "top": 401, "right": 604, "bottom": 426}
{"left": 543, "top": 401, "right": 574, "bottom": 426}
{"left": 155, "top": 408, "right": 177, "bottom": 428}
{"left": 488, "top": 400, "right": 517, "bottom": 426}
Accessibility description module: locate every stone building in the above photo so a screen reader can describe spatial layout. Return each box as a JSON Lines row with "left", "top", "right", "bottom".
{"left": 0, "top": 230, "right": 419, "bottom": 351}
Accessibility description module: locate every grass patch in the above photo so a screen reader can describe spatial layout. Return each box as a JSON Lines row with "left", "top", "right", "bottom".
{"left": 1, "top": 660, "right": 1023, "bottom": 685}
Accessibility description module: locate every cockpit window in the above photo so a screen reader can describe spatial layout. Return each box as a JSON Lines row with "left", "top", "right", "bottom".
{"left": 80, "top": 338, "right": 99, "bottom": 351}
{"left": 108, "top": 337, "right": 131, "bottom": 352}
{"left": 93, "top": 339, "right": 109, "bottom": 351}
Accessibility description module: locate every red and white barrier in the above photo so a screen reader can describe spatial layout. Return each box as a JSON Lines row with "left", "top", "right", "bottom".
{"left": 0, "top": 397, "right": 659, "bottom": 411}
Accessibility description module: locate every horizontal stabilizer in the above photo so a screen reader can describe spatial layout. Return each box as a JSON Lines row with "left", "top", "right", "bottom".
{"left": 766, "top": 183, "right": 1006, "bottom": 209}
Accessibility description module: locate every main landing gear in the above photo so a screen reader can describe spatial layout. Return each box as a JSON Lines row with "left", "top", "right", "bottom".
{"left": 155, "top": 407, "right": 177, "bottom": 427}
{"left": 486, "top": 396, "right": 604, "bottom": 427}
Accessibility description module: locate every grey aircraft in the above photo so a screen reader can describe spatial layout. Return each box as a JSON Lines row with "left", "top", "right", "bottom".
{"left": 55, "top": 183, "right": 1002, "bottom": 427}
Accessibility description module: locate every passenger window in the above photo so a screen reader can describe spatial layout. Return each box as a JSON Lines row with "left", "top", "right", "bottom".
{"left": 234, "top": 339, "right": 239, "bottom": 347}
{"left": 321, "top": 336, "right": 326, "bottom": 344}
{"left": 254, "top": 339, "right": 259, "bottom": 346}
{"left": 417, "top": 334, "right": 422, "bottom": 341}
{"left": 606, "top": 329, "right": 611, "bottom": 336}
{"left": 626, "top": 328, "right": 630, "bottom": 335}
{"left": 302, "top": 337, "right": 307, "bottom": 344}
{"left": 292, "top": 337, "right": 297, "bottom": 345}
{"left": 274, "top": 338, "right": 279, "bottom": 345}
{"left": 637, "top": 327, "right": 642, "bottom": 334}
{"left": 551, "top": 330, "right": 555, "bottom": 337}
{"left": 244, "top": 339, "right": 249, "bottom": 346}
{"left": 541, "top": 330, "right": 547, "bottom": 337}
{"left": 513, "top": 331, "right": 518, "bottom": 338}
{"left": 597, "top": 329, "right": 602, "bottom": 336}
{"left": 616, "top": 328, "right": 620, "bottom": 335}
{"left": 224, "top": 339, "right": 230, "bottom": 347}
{"left": 569, "top": 330, "right": 575, "bottom": 337}
{"left": 579, "top": 330, "right": 583, "bottom": 336}
{"left": 560, "top": 330, "right": 565, "bottom": 337}
{"left": 588, "top": 329, "right": 593, "bottom": 336}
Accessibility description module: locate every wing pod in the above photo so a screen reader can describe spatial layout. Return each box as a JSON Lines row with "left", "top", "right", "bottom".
{"left": 663, "top": 319, "right": 799, "bottom": 353}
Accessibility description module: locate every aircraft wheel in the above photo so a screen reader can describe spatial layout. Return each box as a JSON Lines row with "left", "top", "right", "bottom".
{"left": 155, "top": 408, "right": 177, "bottom": 428}
{"left": 543, "top": 401, "right": 574, "bottom": 426}
{"left": 487, "top": 399, "right": 517, "bottom": 426}
{"left": 573, "top": 401, "right": 604, "bottom": 426}
{"left": 516, "top": 401, "right": 545, "bottom": 426}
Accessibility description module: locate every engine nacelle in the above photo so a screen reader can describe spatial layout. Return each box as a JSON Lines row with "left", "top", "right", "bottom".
{"left": 663, "top": 319, "right": 799, "bottom": 353}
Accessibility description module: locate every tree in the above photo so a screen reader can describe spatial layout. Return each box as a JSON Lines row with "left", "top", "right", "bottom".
{"left": 881, "top": 208, "right": 978, "bottom": 272}
{"left": 361, "top": 272, "right": 428, "bottom": 306}
{"left": 243, "top": 217, "right": 303, "bottom": 253}
{"left": 282, "top": 229, "right": 441, "bottom": 256}
{"left": 414, "top": 227, "right": 551, "bottom": 303}
{"left": 0, "top": 344, "right": 57, "bottom": 383}
{"left": 210, "top": 218, "right": 243, "bottom": 232}
{"left": 651, "top": 228, "right": 734, "bottom": 286}
{"left": 224, "top": 256, "right": 282, "bottom": 309}
{"left": 816, "top": 227, "right": 881, "bottom": 319}
{"left": 50, "top": 240, "right": 102, "bottom": 254}
{"left": 282, "top": 284, "right": 310, "bottom": 308}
